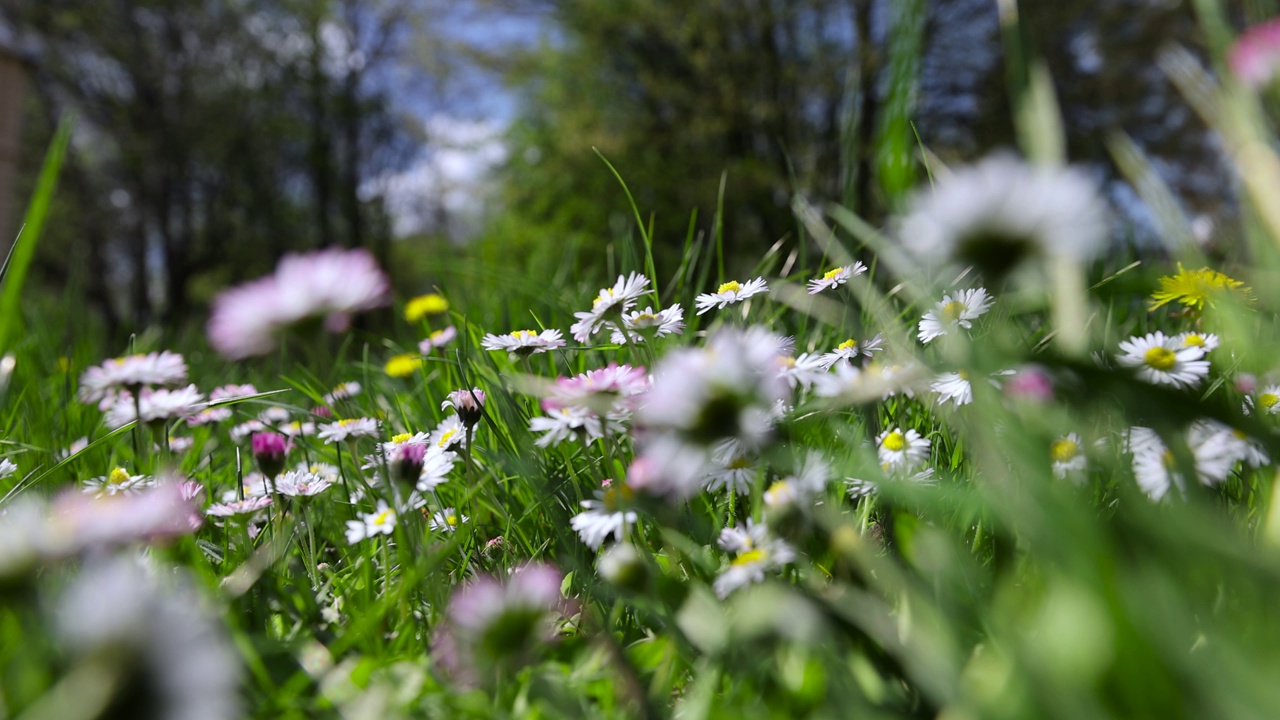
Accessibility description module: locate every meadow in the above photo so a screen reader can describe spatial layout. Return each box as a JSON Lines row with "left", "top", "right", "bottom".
{"left": 7, "top": 11, "right": 1280, "bottom": 720}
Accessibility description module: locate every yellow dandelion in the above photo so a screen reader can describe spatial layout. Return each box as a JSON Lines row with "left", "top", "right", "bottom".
{"left": 1149, "top": 263, "right": 1252, "bottom": 311}
{"left": 384, "top": 354, "right": 424, "bottom": 378}
{"left": 404, "top": 293, "right": 449, "bottom": 322}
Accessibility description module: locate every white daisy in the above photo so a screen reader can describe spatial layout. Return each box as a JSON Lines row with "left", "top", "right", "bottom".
{"left": 429, "top": 415, "right": 468, "bottom": 451}
{"left": 205, "top": 496, "right": 274, "bottom": 517}
{"left": 763, "top": 452, "right": 831, "bottom": 510}
{"left": 931, "top": 372, "right": 973, "bottom": 407}
{"left": 229, "top": 420, "right": 267, "bottom": 442}
{"left": 1050, "top": 433, "right": 1088, "bottom": 479}
{"left": 530, "top": 406, "right": 606, "bottom": 447}
{"left": 187, "top": 407, "right": 233, "bottom": 426}
{"left": 480, "top": 329, "right": 566, "bottom": 356}
{"left": 273, "top": 470, "right": 334, "bottom": 497}
{"left": 917, "top": 288, "right": 995, "bottom": 343}
{"left": 78, "top": 351, "right": 189, "bottom": 404}
{"left": 609, "top": 305, "right": 685, "bottom": 344}
{"left": 845, "top": 478, "right": 879, "bottom": 498}
{"left": 570, "top": 272, "right": 652, "bottom": 343}
{"left": 807, "top": 262, "right": 867, "bottom": 294}
{"left": 0, "top": 458, "right": 16, "bottom": 479}
{"left": 897, "top": 154, "right": 1109, "bottom": 278}
{"left": 1244, "top": 384, "right": 1280, "bottom": 415}
{"left": 416, "top": 447, "right": 459, "bottom": 491}
{"left": 775, "top": 353, "right": 828, "bottom": 391}
{"left": 83, "top": 467, "right": 155, "bottom": 497}
{"left": 105, "top": 385, "right": 206, "bottom": 429}
{"left": 570, "top": 483, "right": 638, "bottom": 550}
{"left": 1116, "top": 332, "right": 1210, "bottom": 389}
{"left": 345, "top": 500, "right": 397, "bottom": 544}
{"left": 712, "top": 521, "right": 796, "bottom": 599}
{"left": 429, "top": 508, "right": 470, "bottom": 533}
{"left": 324, "top": 381, "right": 362, "bottom": 404}
{"left": 703, "top": 440, "right": 757, "bottom": 495}
{"left": 818, "top": 335, "right": 885, "bottom": 368}
{"left": 694, "top": 277, "right": 769, "bottom": 315}
{"left": 279, "top": 420, "right": 315, "bottom": 438}
{"left": 418, "top": 326, "right": 458, "bottom": 353}
{"left": 317, "top": 418, "right": 380, "bottom": 444}
{"left": 877, "top": 428, "right": 931, "bottom": 472}
{"left": 209, "top": 384, "right": 259, "bottom": 402}
{"left": 1176, "top": 331, "right": 1220, "bottom": 353}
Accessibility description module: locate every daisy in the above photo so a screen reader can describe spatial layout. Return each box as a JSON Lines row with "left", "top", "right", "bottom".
{"left": 762, "top": 452, "right": 831, "bottom": 510}
{"left": 625, "top": 435, "right": 714, "bottom": 500}
{"left": 209, "top": 384, "right": 258, "bottom": 402}
{"left": 1050, "top": 433, "right": 1088, "bottom": 479}
{"left": 429, "top": 415, "right": 468, "bottom": 451}
{"left": 429, "top": 507, "right": 470, "bottom": 533}
{"left": 274, "top": 470, "right": 334, "bottom": 497}
{"left": 897, "top": 154, "right": 1109, "bottom": 279}
{"left": 207, "top": 247, "right": 390, "bottom": 359}
{"left": 544, "top": 363, "right": 650, "bottom": 416}
{"left": 931, "top": 372, "right": 973, "bottom": 407}
{"left": 419, "top": 326, "right": 458, "bottom": 354}
{"left": 104, "top": 385, "right": 205, "bottom": 429}
{"left": 877, "top": 428, "right": 930, "bottom": 472}
{"left": 83, "top": 467, "right": 154, "bottom": 497}
{"left": 819, "top": 335, "right": 885, "bottom": 368}
{"left": 59, "top": 437, "right": 90, "bottom": 460}
{"left": 703, "top": 440, "right": 757, "bottom": 495}
{"left": 345, "top": 500, "right": 397, "bottom": 544}
{"left": 205, "top": 496, "right": 274, "bottom": 517}
{"left": 1176, "top": 331, "right": 1220, "bottom": 353}
{"left": 416, "top": 447, "right": 459, "bottom": 491}
{"left": 776, "top": 353, "right": 828, "bottom": 391}
{"left": 279, "top": 420, "right": 316, "bottom": 438}
{"left": 917, "top": 288, "right": 994, "bottom": 343}
{"left": 229, "top": 420, "right": 267, "bottom": 442}
{"left": 324, "top": 381, "right": 362, "bottom": 404}
{"left": 609, "top": 305, "right": 685, "bottom": 344}
{"left": 570, "top": 272, "right": 652, "bottom": 342}
{"left": 480, "top": 329, "right": 566, "bottom": 356}
{"left": 807, "top": 262, "right": 867, "bottom": 294}
{"left": 295, "top": 461, "right": 340, "bottom": 483}
{"left": 78, "top": 351, "right": 188, "bottom": 404}
{"left": 0, "top": 458, "right": 16, "bottom": 479}
{"left": 318, "top": 418, "right": 380, "bottom": 444}
{"left": 695, "top": 277, "right": 769, "bottom": 315}
{"left": 56, "top": 558, "right": 242, "bottom": 720}
{"left": 443, "top": 387, "right": 486, "bottom": 427}
{"left": 187, "top": 407, "right": 233, "bottom": 426}
{"left": 713, "top": 520, "right": 796, "bottom": 599}
{"left": 1245, "top": 384, "right": 1280, "bottom": 415}
{"left": 845, "top": 478, "right": 879, "bottom": 499}
{"left": 570, "top": 482, "right": 638, "bottom": 550}
{"left": 529, "top": 406, "right": 605, "bottom": 447}
{"left": 1116, "top": 332, "right": 1210, "bottom": 388}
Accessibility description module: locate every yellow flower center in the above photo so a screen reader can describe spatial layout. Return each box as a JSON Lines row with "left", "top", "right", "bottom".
{"left": 717, "top": 280, "right": 741, "bottom": 294}
{"left": 373, "top": 509, "right": 395, "bottom": 526}
{"left": 437, "top": 429, "right": 458, "bottom": 448}
{"left": 592, "top": 288, "right": 617, "bottom": 308}
{"left": 511, "top": 330, "right": 536, "bottom": 340}
{"left": 1261, "top": 393, "right": 1279, "bottom": 409}
{"left": 107, "top": 467, "right": 131, "bottom": 485}
{"left": 822, "top": 267, "right": 844, "bottom": 281}
{"left": 882, "top": 432, "right": 906, "bottom": 452}
{"left": 766, "top": 479, "right": 791, "bottom": 500}
{"left": 446, "top": 514, "right": 458, "bottom": 526}
{"left": 728, "top": 457, "right": 751, "bottom": 470}
{"left": 778, "top": 356, "right": 796, "bottom": 369}
{"left": 1143, "top": 347, "right": 1177, "bottom": 371}
{"left": 941, "top": 300, "right": 967, "bottom": 322}
{"left": 1183, "top": 334, "right": 1205, "bottom": 348}
{"left": 603, "top": 484, "right": 635, "bottom": 511}
{"left": 1161, "top": 449, "right": 1175, "bottom": 469}
{"left": 837, "top": 339, "right": 858, "bottom": 352}
{"left": 732, "top": 549, "right": 767, "bottom": 566}
{"left": 1050, "top": 438, "right": 1080, "bottom": 462}
{"left": 633, "top": 313, "right": 657, "bottom": 323}
{"left": 338, "top": 419, "right": 355, "bottom": 427}
{"left": 391, "top": 433, "right": 412, "bottom": 444}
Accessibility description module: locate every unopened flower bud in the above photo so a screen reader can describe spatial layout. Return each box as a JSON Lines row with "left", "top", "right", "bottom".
{"left": 251, "top": 432, "right": 290, "bottom": 479}
{"left": 443, "top": 387, "right": 486, "bottom": 428}
{"left": 390, "top": 442, "right": 427, "bottom": 486}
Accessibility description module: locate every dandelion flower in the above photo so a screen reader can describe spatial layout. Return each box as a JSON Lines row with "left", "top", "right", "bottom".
{"left": 405, "top": 293, "right": 449, "bottom": 321}
{"left": 384, "top": 353, "right": 424, "bottom": 378}
{"left": 695, "top": 277, "right": 769, "bottom": 315}
{"left": 1148, "top": 263, "right": 1252, "bottom": 312}
{"left": 1116, "top": 332, "right": 1210, "bottom": 388}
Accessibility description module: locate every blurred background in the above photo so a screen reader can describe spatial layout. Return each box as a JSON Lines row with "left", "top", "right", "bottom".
{"left": 0, "top": 0, "right": 1269, "bottom": 340}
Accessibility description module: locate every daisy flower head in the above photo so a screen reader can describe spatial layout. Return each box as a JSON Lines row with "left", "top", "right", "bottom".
{"left": 0, "top": 458, "right": 15, "bottom": 480}
{"left": 83, "top": 467, "right": 154, "bottom": 497}
{"left": 1148, "top": 263, "right": 1252, "bottom": 312}
{"left": 570, "top": 481, "right": 639, "bottom": 550}
{"left": 1176, "top": 331, "right": 1220, "bottom": 353}
{"left": 481, "top": 329, "right": 566, "bottom": 356}
{"left": 636, "top": 326, "right": 790, "bottom": 448}
{"left": 544, "top": 363, "right": 650, "bottom": 416}
{"left": 626, "top": 435, "right": 713, "bottom": 500}
{"left": 429, "top": 508, "right": 470, "bottom": 533}
{"left": 104, "top": 385, "right": 205, "bottom": 429}
{"left": 1116, "top": 332, "right": 1210, "bottom": 389}
{"left": 570, "top": 272, "right": 652, "bottom": 343}
{"left": 416, "top": 447, "right": 460, "bottom": 492}
{"left": 207, "top": 247, "right": 390, "bottom": 359}
{"left": 206, "top": 495, "right": 274, "bottom": 517}
{"left": 877, "top": 428, "right": 930, "bottom": 473}
{"left": 1246, "top": 384, "right": 1280, "bottom": 415}
{"left": 695, "top": 277, "right": 769, "bottom": 315}
{"left": 345, "top": 500, "right": 397, "bottom": 544}
{"left": 762, "top": 451, "right": 831, "bottom": 511}
{"left": 209, "top": 383, "right": 258, "bottom": 402}
{"left": 931, "top": 371, "right": 973, "bottom": 407}
{"left": 807, "top": 262, "right": 867, "bottom": 294}
{"left": 713, "top": 521, "right": 796, "bottom": 599}
{"left": 529, "top": 406, "right": 606, "bottom": 448}
{"left": 250, "top": 431, "right": 291, "bottom": 478}
{"left": 703, "top": 440, "right": 757, "bottom": 495}
{"left": 318, "top": 417, "right": 380, "bottom": 444}
{"left": 324, "top": 381, "right": 362, "bottom": 404}
{"left": 274, "top": 469, "right": 334, "bottom": 497}
{"left": 819, "top": 335, "right": 885, "bottom": 368}
{"left": 429, "top": 415, "right": 468, "bottom": 451}
{"left": 897, "top": 154, "right": 1109, "bottom": 281}
{"left": 776, "top": 353, "right": 828, "bottom": 391}
{"left": 78, "top": 351, "right": 189, "bottom": 404}
{"left": 404, "top": 293, "right": 449, "bottom": 322}
{"left": 609, "top": 305, "right": 685, "bottom": 344}
{"left": 1050, "top": 433, "right": 1088, "bottom": 479}
{"left": 918, "top": 288, "right": 994, "bottom": 344}
{"left": 419, "top": 326, "right": 458, "bottom": 354}
{"left": 1230, "top": 18, "right": 1280, "bottom": 87}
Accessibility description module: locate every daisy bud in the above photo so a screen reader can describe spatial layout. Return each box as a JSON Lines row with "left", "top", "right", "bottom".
{"left": 444, "top": 388, "right": 486, "bottom": 428}
{"left": 311, "top": 405, "right": 333, "bottom": 419}
{"left": 1004, "top": 366, "right": 1054, "bottom": 403}
{"left": 250, "top": 432, "right": 290, "bottom": 479}
{"left": 596, "top": 543, "right": 649, "bottom": 592}
{"left": 389, "top": 443, "right": 428, "bottom": 486}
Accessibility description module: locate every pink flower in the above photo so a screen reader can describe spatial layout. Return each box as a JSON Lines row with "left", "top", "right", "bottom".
{"left": 251, "top": 432, "right": 291, "bottom": 478}
{"left": 1230, "top": 18, "right": 1280, "bottom": 88}
{"left": 207, "top": 248, "right": 390, "bottom": 359}
{"left": 1004, "top": 365, "right": 1054, "bottom": 403}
